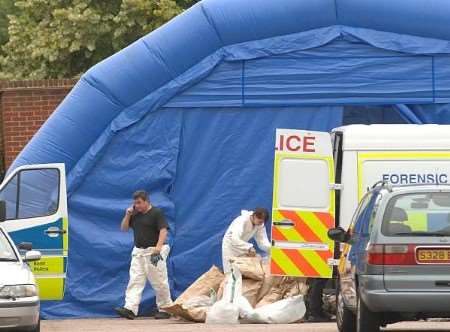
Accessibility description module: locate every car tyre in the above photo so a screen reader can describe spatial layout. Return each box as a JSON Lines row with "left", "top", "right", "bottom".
{"left": 356, "top": 293, "right": 380, "bottom": 332}
{"left": 336, "top": 285, "right": 356, "bottom": 332}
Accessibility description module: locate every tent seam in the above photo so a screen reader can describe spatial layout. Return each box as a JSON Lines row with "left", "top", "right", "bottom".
{"left": 80, "top": 76, "right": 125, "bottom": 108}
{"left": 140, "top": 39, "right": 177, "bottom": 80}
{"left": 166, "top": 110, "right": 185, "bottom": 255}
{"left": 432, "top": 56, "right": 436, "bottom": 103}
{"left": 334, "top": 0, "right": 340, "bottom": 24}
{"left": 200, "top": 3, "right": 225, "bottom": 47}
{"left": 241, "top": 60, "right": 246, "bottom": 106}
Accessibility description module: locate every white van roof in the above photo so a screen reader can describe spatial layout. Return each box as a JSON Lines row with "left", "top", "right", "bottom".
{"left": 333, "top": 125, "right": 450, "bottom": 151}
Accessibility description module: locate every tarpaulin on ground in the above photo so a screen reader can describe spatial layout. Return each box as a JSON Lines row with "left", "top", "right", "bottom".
{"left": 8, "top": 0, "right": 450, "bottom": 318}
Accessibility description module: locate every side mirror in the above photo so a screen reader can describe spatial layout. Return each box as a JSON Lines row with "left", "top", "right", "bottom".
{"left": 24, "top": 250, "right": 41, "bottom": 262}
{"left": 18, "top": 242, "right": 33, "bottom": 251}
{"left": 328, "top": 227, "right": 350, "bottom": 243}
{"left": 0, "top": 200, "right": 5, "bottom": 222}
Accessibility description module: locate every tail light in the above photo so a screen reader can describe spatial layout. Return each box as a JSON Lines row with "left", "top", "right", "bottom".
{"left": 367, "top": 244, "right": 417, "bottom": 265}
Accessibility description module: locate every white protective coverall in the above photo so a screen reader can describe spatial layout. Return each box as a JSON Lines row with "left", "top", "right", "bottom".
{"left": 222, "top": 210, "right": 271, "bottom": 273}
{"left": 124, "top": 245, "right": 172, "bottom": 315}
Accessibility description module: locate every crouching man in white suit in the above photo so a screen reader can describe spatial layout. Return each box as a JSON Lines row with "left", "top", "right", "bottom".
{"left": 222, "top": 208, "right": 271, "bottom": 273}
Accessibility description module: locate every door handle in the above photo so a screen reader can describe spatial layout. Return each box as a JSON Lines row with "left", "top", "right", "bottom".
{"left": 273, "top": 219, "right": 295, "bottom": 227}
{"left": 45, "top": 227, "right": 66, "bottom": 238}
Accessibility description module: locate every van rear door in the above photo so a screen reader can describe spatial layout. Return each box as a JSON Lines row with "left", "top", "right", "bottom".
{"left": 271, "top": 129, "right": 336, "bottom": 278}
{"left": 0, "top": 164, "right": 68, "bottom": 300}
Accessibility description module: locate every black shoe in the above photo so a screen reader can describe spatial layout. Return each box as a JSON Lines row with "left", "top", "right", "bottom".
{"left": 140, "top": 309, "right": 158, "bottom": 317}
{"left": 154, "top": 311, "right": 171, "bottom": 320}
{"left": 114, "top": 307, "right": 136, "bottom": 320}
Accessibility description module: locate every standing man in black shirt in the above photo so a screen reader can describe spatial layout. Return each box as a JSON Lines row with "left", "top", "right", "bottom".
{"left": 114, "top": 190, "right": 172, "bottom": 320}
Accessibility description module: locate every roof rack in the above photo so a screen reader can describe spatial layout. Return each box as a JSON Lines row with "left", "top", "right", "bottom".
{"left": 370, "top": 180, "right": 393, "bottom": 192}
{"left": 369, "top": 181, "right": 450, "bottom": 192}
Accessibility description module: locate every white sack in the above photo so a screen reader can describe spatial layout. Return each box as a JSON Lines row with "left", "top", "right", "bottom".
{"left": 241, "top": 295, "right": 306, "bottom": 324}
{"left": 206, "top": 266, "right": 242, "bottom": 324}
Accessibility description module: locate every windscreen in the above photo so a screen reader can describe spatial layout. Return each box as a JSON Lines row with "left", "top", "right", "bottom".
{"left": 0, "top": 230, "right": 17, "bottom": 261}
{"left": 382, "top": 192, "right": 450, "bottom": 237}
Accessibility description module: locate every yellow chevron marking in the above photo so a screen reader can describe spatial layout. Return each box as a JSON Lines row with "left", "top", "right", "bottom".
{"left": 300, "top": 250, "right": 332, "bottom": 277}
{"left": 299, "top": 211, "right": 330, "bottom": 238}
{"left": 271, "top": 248, "right": 303, "bottom": 276}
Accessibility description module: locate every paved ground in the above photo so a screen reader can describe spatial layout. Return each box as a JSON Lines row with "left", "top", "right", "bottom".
{"left": 42, "top": 318, "right": 450, "bottom": 332}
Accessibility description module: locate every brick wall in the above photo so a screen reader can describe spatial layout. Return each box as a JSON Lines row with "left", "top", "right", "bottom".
{"left": 0, "top": 80, "right": 77, "bottom": 171}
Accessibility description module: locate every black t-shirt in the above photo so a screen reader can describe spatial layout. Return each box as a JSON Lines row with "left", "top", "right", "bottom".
{"left": 129, "top": 207, "right": 169, "bottom": 248}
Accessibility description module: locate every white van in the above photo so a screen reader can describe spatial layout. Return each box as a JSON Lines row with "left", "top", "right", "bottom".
{"left": 270, "top": 125, "right": 450, "bottom": 278}
{"left": 0, "top": 164, "right": 68, "bottom": 300}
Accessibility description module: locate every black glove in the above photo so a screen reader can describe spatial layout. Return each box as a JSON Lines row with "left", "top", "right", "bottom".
{"left": 150, "top": 253, "right": 163, "bottom": 267}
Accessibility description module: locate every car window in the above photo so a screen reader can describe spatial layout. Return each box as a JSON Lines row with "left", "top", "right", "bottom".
{"left": 353, "top": 192, "right": 374, "bottom": 235}
{"left": 368, "top": 193, "right": 382, "bottom": 234}
{"left": 0, "top": 230, "right": 17, "bottom": 261}
{"left": 0, "top": 173, "right": 18, "bottom": 220}
{"left": 17, "top": 169, "right": 60, "bottom": 219}
{"left": 382, "top": 192, "right": 450, "bottom": 237}
{"left": 358, "top": 193, "right": 380, "bottom": 235}
{"left": 346, "top": 194, "right": 368, "bottom": 236}
{"left": 0, "top": 168, "right": 59, "bottom": 220}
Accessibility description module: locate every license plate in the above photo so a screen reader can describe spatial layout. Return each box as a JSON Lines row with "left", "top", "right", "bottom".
{"left": 417, "top": 248, "right": 450, "bottom": 264}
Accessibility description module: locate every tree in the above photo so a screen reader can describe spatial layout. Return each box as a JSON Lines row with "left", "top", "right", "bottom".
{"left": 0, "top": 0, "right": 199, "bottom": 80}
{"left": 0, "top": 0, "right": 17, "bottom": 49}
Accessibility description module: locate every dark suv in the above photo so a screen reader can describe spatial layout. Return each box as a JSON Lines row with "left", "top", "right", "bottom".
{"left": 328, "top": 184, "right": 450, "bottom": 332}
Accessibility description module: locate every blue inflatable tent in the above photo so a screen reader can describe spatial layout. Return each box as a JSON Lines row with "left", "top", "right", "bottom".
{"left": 10, "top": 0, "right": 450, "bottom": 318}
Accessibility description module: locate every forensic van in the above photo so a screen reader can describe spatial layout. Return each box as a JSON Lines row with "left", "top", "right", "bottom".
{"left": 270, "top": 125, "right": 450, "bottom": 279}
{"left": 0, "top": 164, "right": 68, "bottom": 300}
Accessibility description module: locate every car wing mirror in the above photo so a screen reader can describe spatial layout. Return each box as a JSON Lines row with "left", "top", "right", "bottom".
{"left": 18, "top": 242, "right": 33, "bottom": 251}
{"left": 24, "top": 250, "right": 41, "bottom": 262}
{"left": 328, "top": 227, "right": 350, "bottom": 243}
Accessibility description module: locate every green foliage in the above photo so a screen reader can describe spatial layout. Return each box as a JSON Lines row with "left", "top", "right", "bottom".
{"left": 0, "top": 0, "right": 16, "bottom": 49}
{"left": 0, "top": 0, "right": 198, "bottom": 79}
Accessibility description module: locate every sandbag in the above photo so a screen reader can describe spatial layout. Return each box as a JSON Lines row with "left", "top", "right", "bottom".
{"left": 165, "top": 266, "right": 224, "bottom": 322}
{"left": 256, "top": 261, "right": 275, "bottom": 302}
{"left": 241, "top": 295, "right": 306, "bottom": 324}
{"left": 218, "top": 277, "right": 263, "bottom": 307}
{"left": 256, "top": 277, "right": 308, "bottom": 308}
{"left": 283, "top": 277, "right": 308, "bottom": 298}
{"left": 216, "top": 278, "right": 226, "bottom": 301}
{"left": 163, "top": 303, "right": 209, "bottom": 322}
{"left": 164, "top": 294, "right": 216, "bottom": 322}
{"left": 175, "top": 266, "right": 224, "bottom": 305}
{"left": 256, "top": 286, "right": 284, "bottom": 308}
{"left": 242, "top": 279, "right": 263, "bottom": 307}
{"left": 256, "top": 277, "right": 285, "bottom": 308}
{"left": 225, "top": 257, "right": 268, "bottom": 306}
{"left": 184, "top": 295, "right": 215, "bottom": 308}
{"left": 231, "top": 256, "right": 264, "bottom": 281}
{"left": 206, "top": 266, "right": 242, "bottom": 324}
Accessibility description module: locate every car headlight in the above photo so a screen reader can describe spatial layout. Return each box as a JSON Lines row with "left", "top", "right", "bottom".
{"left": 0, "top": 285, "right": 37, "bottom": 299}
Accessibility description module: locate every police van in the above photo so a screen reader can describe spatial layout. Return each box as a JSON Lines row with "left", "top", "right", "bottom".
{"left": 270, "top": 125, "right": 450, "bottom": 279}
{"left": 0, "top": 164, "right": 68, "bottom": 300}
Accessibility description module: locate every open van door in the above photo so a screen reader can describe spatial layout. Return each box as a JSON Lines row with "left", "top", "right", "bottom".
{"left": 271, "top": 129, "right": 336, "bottom": 278}
{"left": 0, "top": 164, "right": 68, "bottom": 300}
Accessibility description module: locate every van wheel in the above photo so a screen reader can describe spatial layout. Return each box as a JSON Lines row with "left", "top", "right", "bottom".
{"left": 356, "top": 294, "right": 380, "bottom": 332}
{"left": 336, "top": 286, "right": 356, "bottom": 332}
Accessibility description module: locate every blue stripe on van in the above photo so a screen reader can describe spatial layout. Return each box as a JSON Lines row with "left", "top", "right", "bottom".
{"left": 9, "top": 218, "right": 63, "bottom": 250}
